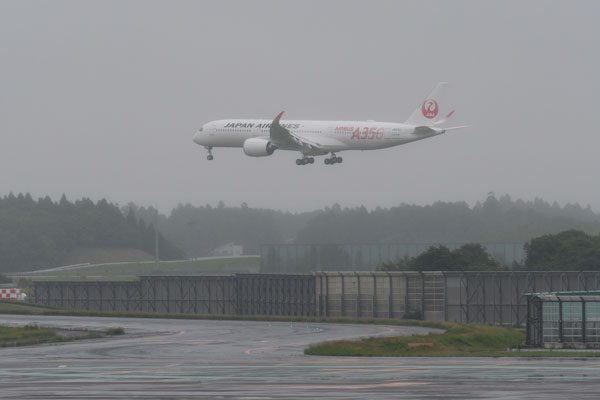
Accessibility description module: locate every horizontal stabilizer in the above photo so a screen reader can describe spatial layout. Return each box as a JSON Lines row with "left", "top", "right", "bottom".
{"left": 413, "top": 126, "right": 443, "bottom": 135}
{"left": 414, "top": 125, "right": 469, "bottom": 135}
{"left": 443, "top": 125, "right": 470, "bottom": 131}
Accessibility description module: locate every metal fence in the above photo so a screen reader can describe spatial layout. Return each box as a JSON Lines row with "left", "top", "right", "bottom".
{"left": 526, "top": 292, "right": 600, "bottom": 348}
{"left": 33, "top": 274, "right": 315, "bottom": 317}
{"left": 33, "top": 271, "right": 600, "bottom": 326}
{"left": 260, "top": 243, "right": 526, "bottom": 272}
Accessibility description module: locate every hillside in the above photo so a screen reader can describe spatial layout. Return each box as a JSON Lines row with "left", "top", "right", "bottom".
{"left": 62, "top": 247, "right": 155, "bottom": 265}
{"left": 16, "top": 256, "right": 261, "bottom": 280}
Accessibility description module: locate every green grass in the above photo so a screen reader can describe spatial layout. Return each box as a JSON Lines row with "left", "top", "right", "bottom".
{"left": 0, "top": 325, "right": 64, "bottom": 347}
{"left": 14, "top": 256, "right": 261, "bottom": 281}
{"left": 104, "top": 326, "right": 125, "bottom": 335}
{"left": 0, "top": 323, "right": 125, "bottom": 347}
{"left": 305, "top": 323, "right": 600, "bottom": 358}
{"left": 0, "top": 302, "right": 58, "bottom": 315}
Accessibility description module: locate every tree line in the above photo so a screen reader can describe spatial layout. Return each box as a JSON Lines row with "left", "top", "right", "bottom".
{"left": 127, "top": 201, "right": 318, "bottom": 257}
{"left": 295, "top": 194, "right": 600, "bottom": 244}
{"left": 2, "top": 192, "right": 600, "bottom": 273}
{"left": 379, "top": 230, "right": 600, "bottom": 271}
{"left": 379, "top": 243, "right": 501, "bottom": 271}
{"left": 0, "top": 193, "right": 183, "bottom": 272}
{"left": 130, "top": 194, "right": 600, "bottom": 259}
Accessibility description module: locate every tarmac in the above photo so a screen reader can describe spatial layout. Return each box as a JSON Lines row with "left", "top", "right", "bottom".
{"left": 1, "top": 315, "right": 600, "bottom": 399}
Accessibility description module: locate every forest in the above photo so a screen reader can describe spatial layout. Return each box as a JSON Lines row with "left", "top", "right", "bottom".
{"left": 1, "top": 192, "right": 600, "bottom": 272}
{"left": 0, "top": 194, "right": 183, "bottom": 272}
{"left": 131, "top": 194, "right": 600, "bottom": 258}
{"left": 378, "top": 231, "right": 600, "bottom": 271}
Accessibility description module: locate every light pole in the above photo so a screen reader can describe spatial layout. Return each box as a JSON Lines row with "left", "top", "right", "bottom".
{"left": 155, "top": 208, "right": 159, "bottom": 268}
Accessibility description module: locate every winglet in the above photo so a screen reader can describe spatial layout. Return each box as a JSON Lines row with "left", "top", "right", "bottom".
{"left": 273, "top": 111, "right": 285, "bottom": 125}
{"left": 270, "top": 111, "right": 291, "bottom": 145}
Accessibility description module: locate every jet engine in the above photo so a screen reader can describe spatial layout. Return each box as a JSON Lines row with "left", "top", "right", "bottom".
{"left": 243, "top": 138, "right": 277, "bottom": 157}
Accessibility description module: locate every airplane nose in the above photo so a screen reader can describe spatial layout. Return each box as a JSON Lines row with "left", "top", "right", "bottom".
{"left": 193, "top": 130, "right": 203, "bottom": 145}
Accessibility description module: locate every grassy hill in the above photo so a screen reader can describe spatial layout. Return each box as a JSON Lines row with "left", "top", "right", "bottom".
{"left": 63, "top": 247, "right": 155, "bottom": 265}
{"left": 13, "top": 256, "right": 261, "bottom": 281}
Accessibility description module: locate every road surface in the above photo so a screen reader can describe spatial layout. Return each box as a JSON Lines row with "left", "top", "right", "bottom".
{"left": 1, "top": 315, "right": 599, "bottom": 399}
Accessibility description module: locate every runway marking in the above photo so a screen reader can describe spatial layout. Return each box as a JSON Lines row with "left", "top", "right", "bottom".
{"left": 259, "top": 381, "right": 427, "bottom": 390}
{"left": 244, "top": 346, "right": 275, "bottom": 355}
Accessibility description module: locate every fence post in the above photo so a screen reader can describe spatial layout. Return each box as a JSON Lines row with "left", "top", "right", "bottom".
{"left": 325, "top": 273, "right": 329, "bottom": 317}
{"left": 340, "top": 272, "right": 345, "bottom": 317}
{"left": 526, "top": 295, "right": 531, "bottom": 346}
{"left": 442, "top": 272, "right": 448, "bottom": 322}
{"left": 402, "top": 272, "right": 409, "bottom": 317}
{"left": 581, "top": 296, "right": 587, "bottom": 343}
{"left": 356, "top": 273, "right": 360, "bottom": 318}
{"left": 372, "top": 272, "right": 377, "bottom": 318}
{"left": 558, "top": 298, "right": 563, "bottom": 343}
{"left": 387, "top": 272, "right": 393, "bottom": 319}
{"left": 420, "top": 271, "right": 425, "bottom": 319}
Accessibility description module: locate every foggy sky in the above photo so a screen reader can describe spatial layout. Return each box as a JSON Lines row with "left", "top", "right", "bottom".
{"left": 1, "top": 0, "right": 599, "bottom": 213}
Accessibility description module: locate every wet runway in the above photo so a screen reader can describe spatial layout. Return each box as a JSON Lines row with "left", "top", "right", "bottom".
{"left": 1, "top": 315, "right": 600, "bottom": 399}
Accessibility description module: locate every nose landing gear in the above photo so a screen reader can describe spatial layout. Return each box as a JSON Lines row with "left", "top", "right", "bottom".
{"left": 205, "top": 146, "right": 214, "bottom": 161}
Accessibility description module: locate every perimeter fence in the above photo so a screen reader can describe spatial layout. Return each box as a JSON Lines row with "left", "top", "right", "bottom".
{"left": 260, "top": 243, "right": 526, "bottom": 272}
{"left": 33, "top": 274, "right": 315, "bottom": 317}
{"left": 33, "top": 271, "right": 600, "bottom": 326}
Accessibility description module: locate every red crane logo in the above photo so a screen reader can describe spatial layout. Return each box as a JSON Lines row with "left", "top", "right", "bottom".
{"left": 421, "top": 99, "right": 439, "bottom": 119}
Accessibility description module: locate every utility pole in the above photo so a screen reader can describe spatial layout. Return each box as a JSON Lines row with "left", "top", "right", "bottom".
{"left": 154, "top": 208, "right": 159, "bottom": 268}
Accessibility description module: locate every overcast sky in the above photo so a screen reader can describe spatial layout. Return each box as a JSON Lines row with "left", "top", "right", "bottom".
{"left": 1, "top": 1, "right": 599, "bottom": 213}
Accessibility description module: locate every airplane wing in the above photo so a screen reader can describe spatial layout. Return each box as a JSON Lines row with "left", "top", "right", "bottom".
{"left": 269, "top": 111, "right": 343, "bottom": 152}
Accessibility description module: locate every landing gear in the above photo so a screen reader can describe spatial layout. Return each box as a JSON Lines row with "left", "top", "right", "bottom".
{"left": 295, "top": 156, "right": 315, "bottom": 166}
{"left": 205, "top": 146, "right": 214, "bottom": 161}
{"left": 324, "top": 153, "right": 343, "bottom": 165}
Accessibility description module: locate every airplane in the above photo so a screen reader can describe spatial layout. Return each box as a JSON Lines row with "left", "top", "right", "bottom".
{"left": 192, "top": 82, "right": 468, "bottom": 165}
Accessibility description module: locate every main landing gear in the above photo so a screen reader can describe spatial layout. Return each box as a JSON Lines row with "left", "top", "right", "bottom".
{"left": 295, "top": 156, "right": 315, "bottom": 166}
{"left": 205, "top": 146, "right": 214, "bottom": 161}
{"left": 294, "top": 152, "right": 342, "bottom": 166}
{"left": 324, "top": 153, "right": 343, "bottom": 165}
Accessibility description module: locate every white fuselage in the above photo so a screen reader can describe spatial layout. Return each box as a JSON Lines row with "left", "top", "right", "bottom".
{"left": 192, "top": 83, "right": 459, "bottom": 163}
{"left": 193, "top": 119, "right": 441, "bottom": 154}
